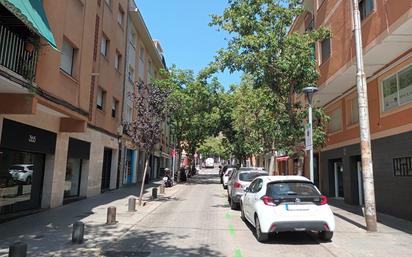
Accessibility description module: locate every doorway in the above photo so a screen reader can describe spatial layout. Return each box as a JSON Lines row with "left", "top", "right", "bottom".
{"left": 101, "top": 148, "right": 112, "bottom": 193}
{"left": 333, "top": 160, "right": 344, "bottom": 198}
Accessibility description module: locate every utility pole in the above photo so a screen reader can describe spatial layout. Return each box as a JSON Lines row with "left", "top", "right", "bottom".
{"left": 352, "top": 0, "right": 377, "bottom": 232}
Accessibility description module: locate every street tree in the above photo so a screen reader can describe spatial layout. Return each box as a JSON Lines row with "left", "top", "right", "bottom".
{"left": 209, "top": 0, "right": 331, "bottom": 159}
{"left": 124, "top": 81, "right": 173, "bottom": 206}
{"left": 197, "top": 136, "right": 230, "bottom": 160}
{"left": 157, "top": 66, "right": 223, "bottom": 169}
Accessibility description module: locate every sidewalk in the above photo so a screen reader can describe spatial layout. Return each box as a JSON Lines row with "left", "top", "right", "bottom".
{"left": 325, "top": 199, "right": 412, "bottom": 257}
{"left": 0, "top": 180, "right": 183, "bottom": 257}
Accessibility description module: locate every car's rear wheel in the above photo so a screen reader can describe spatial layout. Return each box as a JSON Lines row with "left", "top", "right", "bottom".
{"left": 230, "top": 198, "right": 239, "bottom": 210}
{"left": 319, "top": 231, "right": 333, "bottom": 241}
{"left": 255, "top": 215, "right": 269, "bottom": 243}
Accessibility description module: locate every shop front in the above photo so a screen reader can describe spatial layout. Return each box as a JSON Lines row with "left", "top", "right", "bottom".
{"left": 0, "top": 119, "right": 56, "bottom": 220}
{"left": 64, "top": 138, "right": 90, "bottom": 204}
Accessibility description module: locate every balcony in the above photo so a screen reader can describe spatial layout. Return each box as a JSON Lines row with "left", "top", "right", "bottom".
{"left": 0, "top": 24, "right": 39, "bottom": 82}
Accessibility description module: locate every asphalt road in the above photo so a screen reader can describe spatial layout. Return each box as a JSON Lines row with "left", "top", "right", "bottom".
{"left": 101, "top": 167, "right": 342, "bottom": 257}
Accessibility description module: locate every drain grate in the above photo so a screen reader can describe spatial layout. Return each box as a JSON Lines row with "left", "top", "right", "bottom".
{"left": 101, "top": 251, "right": 151, "bottom": 257}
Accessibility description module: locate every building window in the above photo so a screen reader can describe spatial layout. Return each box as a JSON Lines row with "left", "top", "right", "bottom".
{"left": 97, "top": 87, "right": 106, "bottom": 110}
{"left": 393, "top": 157, "right": 412, "bottom": 176}
{"left": 112, "top": 98, "right": 118, "bottom": 118}
{"left": 139, "top": 46, "right": 145, "bottom": 79}
{"left": 359, "top": 0, "right": 374, "bottom": 21}
{"left": 115, "top": 50, "right": 121, "bottom": 71}
{"left": 128, "top": 65, "right": 135, "bottom": 83}
{"left": 348, "top": 96, "right": 359, "bottom": 126}
{"left": 60, "top": 40, "right": 75, "bottom": 75}
{"left": 382, "top": 65, "right": 412, "bottom": 112}
{"left": 126, "top": 105, "right": 132, "bottom": 122}
{"left": 320, "top": 38, "right": 331, "bottom": 64}
{"left": 328, "top": 107, "right": 342, "bottom": 133}
{"left": 117, "top": 6, "right": 124, "bottom": 26}
{"left": 101, "top": 35, "right": 109, "bottom": 57}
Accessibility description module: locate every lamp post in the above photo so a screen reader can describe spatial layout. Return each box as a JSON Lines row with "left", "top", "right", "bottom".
{"left": 303, "top": 86, "right": 318, "bottom": 183}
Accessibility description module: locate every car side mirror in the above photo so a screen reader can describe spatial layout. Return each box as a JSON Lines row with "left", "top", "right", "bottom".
{"left": 244, "top": 187, "right": 249, "bottom": 192}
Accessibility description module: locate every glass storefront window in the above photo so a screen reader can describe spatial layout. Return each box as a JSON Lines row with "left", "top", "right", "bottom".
{"left": 64, "top": 158, "right": 82, "bottom": 198}
{"left": 0, "top": 149, "right": 45, "bottom": 214}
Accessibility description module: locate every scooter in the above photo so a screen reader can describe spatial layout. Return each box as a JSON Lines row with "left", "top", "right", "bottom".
{"left": 163, "top": 175, "right": 173, "bottom": 187}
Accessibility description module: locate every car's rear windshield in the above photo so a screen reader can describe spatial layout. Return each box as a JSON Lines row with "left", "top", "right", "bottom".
{"left": 266, "top": 182, "right": 320, "bottom": 197}
{"left": 239, "top": 172, "right": 267, "bottom": 182}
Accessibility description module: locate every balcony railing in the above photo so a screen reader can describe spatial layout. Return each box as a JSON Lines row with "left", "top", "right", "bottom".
{"left": 0, "top": 24, "right": 39, "bottom": 81}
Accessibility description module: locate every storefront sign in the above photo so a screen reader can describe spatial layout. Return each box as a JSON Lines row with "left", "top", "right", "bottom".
{"left": 68, "top": 138, "right": 91, "bottom": 159}
{"left": 1, "top": 119, "right": 57, "bottom": 154}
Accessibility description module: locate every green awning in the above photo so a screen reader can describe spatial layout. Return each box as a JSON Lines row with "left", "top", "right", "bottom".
{"left": 0, "top": 0, "right": 57, "bottom": 49}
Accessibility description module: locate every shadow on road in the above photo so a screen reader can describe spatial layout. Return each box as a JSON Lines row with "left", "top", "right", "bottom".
{"left": 242, "top": 217, "right": 322, "bottom": 245}
{"left": 186, "top": 174, "right": 220, "bottom": 185}
{"left": 102, "top": 229, "right": 226, "bottom": 257}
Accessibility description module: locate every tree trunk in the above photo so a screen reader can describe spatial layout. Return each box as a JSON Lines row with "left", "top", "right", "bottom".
{"left": 177, "top": 151, "right": 182, "bottom": 182}
{"left": 297, "top": 154, "right": 304, "bottom": 176}
{"left": 269, "top": 152, "right": 276, "bottom": 176}
{"left": 138, "top": 153, "right": 150, "bottom": 206}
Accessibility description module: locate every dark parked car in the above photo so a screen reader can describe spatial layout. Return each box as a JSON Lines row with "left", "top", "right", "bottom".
{"left": 219, "top": 165, "right": 236, "bottom": 184}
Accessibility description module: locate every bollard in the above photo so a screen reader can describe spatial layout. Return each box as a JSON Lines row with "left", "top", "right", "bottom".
{"left": 72, "top": 221, "right": 85, "bottom": 244}
{"left": 159, "top": 184, "right": 165, "bottom": 194}
{"left": 128, "top": 198, "right": 136, "bottom": 212}
{"left": 152, "top": 188, "right": 158, "bottom": 199}
{"left": 8, "top": 242, "right": 27, "bottom": 257}
{"left": 106, "top": 206, "right": 117, "bottom": 225}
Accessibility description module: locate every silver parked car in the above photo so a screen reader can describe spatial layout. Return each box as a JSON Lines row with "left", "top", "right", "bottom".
{"left": 227, "top": 168, "right": 268, "bottom": 210}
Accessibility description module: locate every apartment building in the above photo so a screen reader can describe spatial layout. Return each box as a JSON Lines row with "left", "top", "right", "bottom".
{"left": 0, "top": 0, "right": 127, "bottom": 221}
{"left": 119, "top": 1, "right": 170, "bottom": 186}
{"left": 292, "top": 0, "right": 412, "bottom": 221}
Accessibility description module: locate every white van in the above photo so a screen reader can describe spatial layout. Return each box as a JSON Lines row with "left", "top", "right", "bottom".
{"left": 205, "top": 158, "right": 214, "bottom": 168}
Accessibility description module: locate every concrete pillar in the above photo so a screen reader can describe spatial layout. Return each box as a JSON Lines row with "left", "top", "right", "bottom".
{"left": 41, "top": 134, "right": 69, "bottom": 209}
{"left": 86, "top": 139, "right": 104, "bottom": 197}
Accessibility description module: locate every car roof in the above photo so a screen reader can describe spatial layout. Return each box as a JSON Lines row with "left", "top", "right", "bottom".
{"left": 261, "top": 176, "right": 311, "bottom": 183}
{"left": 238, "top": 170, "right": 267, "bottom": 174}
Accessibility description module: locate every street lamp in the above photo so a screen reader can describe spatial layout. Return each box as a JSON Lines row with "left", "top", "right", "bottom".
{"left": 303, "top": 86, "right": 318, "bottom": 183}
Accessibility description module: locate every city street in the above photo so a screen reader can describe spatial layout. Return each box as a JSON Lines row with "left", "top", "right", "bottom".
{"left": 1, "top": 168, "right": 412, "bottom": 256}
{"left": 101, "top": 168, "right": 412, "bottom": 257}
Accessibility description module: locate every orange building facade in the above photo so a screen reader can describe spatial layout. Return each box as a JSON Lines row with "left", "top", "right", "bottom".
{"left": 292, "top": 0, "right": 412, "bottom": 221}
{"left": 0, "top": 0, "right": 170, "bottom": 221}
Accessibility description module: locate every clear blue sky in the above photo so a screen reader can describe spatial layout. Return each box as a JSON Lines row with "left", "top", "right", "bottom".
{"left": 135, "top": 0, "right": 242, "bottom": 89}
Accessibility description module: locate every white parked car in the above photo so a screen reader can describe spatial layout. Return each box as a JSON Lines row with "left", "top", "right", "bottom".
{"left": 241, "top": 176, "right": 335, "bottom": 242}
{"left": 222, "top": 167, "right": 236, "bottom": 189}
{"left": 9, "top": 164, "right": 34, "bottom": 184}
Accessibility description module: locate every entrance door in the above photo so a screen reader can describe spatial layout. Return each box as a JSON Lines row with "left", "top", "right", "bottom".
{"left": 101, "top": 148, "right": 112, "bottom": 192}
{"left": 123, "top": 150, "right": 132, "bottom": 185}
{"left": 333, "top": 161, "right": 344, "bottom": 198}
{"left": 357, "top": 161, "right": 364, "bottom": 206}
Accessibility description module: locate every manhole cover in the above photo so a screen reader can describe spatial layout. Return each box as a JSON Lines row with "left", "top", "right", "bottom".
{"left": 101, "top": 251, "right": 151, "bottom": 257}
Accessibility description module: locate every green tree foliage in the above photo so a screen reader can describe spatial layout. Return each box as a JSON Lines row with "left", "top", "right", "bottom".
{"left": 197, "top": 136, "right": 230, "bottom": 160}
{"left": 209, "top": 0, "right": 331, "bottom": 153}
{"left": 157, "top": 66, "right": 223, "bottom": 160}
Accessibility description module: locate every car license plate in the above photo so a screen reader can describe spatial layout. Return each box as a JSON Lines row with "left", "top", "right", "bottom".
{"left": 285, "top": 204, "right": 309, "bottom": 211}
